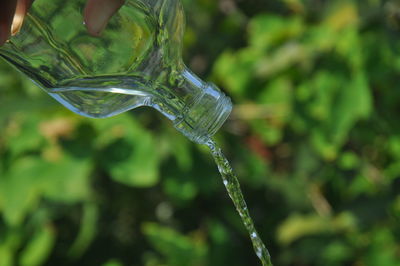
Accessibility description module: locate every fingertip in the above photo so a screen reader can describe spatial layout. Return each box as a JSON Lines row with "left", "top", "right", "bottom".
{"left": 0, "top": 0, "right": 17, "bottom": 45}
{"left": 84, "top": 0, "right": 125, "bottom": 36}
{"left": 11, "top": 0, "right": 31, "bottom": 35}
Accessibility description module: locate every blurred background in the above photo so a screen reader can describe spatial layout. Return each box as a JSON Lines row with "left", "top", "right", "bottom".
{"left": 1, "top": 0, "right": 400, "bottom": 265}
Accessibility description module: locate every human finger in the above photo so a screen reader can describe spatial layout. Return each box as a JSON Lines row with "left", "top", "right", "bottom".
{"left": 84, "top": 0, "right": 125, "bottom": 36}
{"left": 0, "top": 0, "right": 18, "bottom": 45}
{"left": 11, "top": 0, "right": 34, "bottom": 35}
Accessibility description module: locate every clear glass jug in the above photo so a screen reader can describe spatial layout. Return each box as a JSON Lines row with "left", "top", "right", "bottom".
{"left": 0, "top": 0, "right": 232, "bottom": 144}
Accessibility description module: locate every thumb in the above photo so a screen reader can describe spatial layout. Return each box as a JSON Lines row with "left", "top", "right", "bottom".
{"left": 12, "top": 0, "right": 34, "bottom": 35}
{"left": 84, "top": 0, "right": 125, "bottom": 36}
{"left": 0, "top": 0, "right": 17, "bottom": 45}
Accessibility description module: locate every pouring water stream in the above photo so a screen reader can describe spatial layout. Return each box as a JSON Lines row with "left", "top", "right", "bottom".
{"left": 206, "top": 138, "right": 273, "bottom": 266}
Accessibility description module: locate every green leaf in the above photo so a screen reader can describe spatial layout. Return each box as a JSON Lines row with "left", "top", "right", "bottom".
{"left": 330, "top": 71, "right": 371, "bottom": 146}
{"left": 94, "top": 114, "right": 160, "bottom": 187}
{"left": 213, "top": 50, "right": 253, "bottom": 98}
{"left": 0, "top": 157, "right": 44, "bottom": 226}
{"left": 0, "top": 248, "right": 13, "bottom": 266}
{"left": 19, "top": 225, "right": 55, "bottom": 266}
{"left": 251, "top": 78, "right": 293, "bottom": 145}
{"left": 164, "top": 177, "right": 198, "bottom": 202}
{"left": 0, "top": 154, "right": 91, "bottom": 226}
{"left": 322, "top": 241, "right": 352, "bottom": 264}
{"left": 109, "top": 133, "right": 159, "bottom": 187}
{"left": 248, "top": 15, "right": 305, "bottom": 51}
{"left": 3, "top": 113, "right": 45, "bottom": 158}
{"left": 338, "top": 151, "right": 360, "bottom": 170}
{"left": 40, "top": 155, "right": 92, "bottom": 203}
{"left": 277, "top": 212, "right": 356, "bottom": 245}
{"left": 0, "top": 232, "right": 22, "bottom": 266}
{"left": 142, "top": 223, "right": 208, "bottom": 266}
{"left": 68, "top": 203, "right": 99, "bottom": 258}
{"left": 363, "top": 229, "right": 399, "bottom": 266}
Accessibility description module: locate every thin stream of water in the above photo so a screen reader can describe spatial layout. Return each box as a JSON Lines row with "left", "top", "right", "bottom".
{"left": 206, "top": 139, "right": 273, "bottom": 266}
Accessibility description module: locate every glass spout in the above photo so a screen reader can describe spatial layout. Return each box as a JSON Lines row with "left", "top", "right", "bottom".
{"left": 164, "top": 67, "right": 232, "bottom": 144}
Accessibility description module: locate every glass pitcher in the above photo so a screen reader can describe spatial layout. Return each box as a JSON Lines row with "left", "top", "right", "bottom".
{"left": 0, "top": 0, "right": 232, "bottom": 144}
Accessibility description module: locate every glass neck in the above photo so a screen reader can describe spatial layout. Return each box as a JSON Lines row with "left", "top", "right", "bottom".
{"left": 150, "top": 66, "right": 232, "bottom": 144}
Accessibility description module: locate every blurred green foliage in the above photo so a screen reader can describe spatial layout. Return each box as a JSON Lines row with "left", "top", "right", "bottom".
{"left": 1, "top": 0, "right": 400, "bottom": 265}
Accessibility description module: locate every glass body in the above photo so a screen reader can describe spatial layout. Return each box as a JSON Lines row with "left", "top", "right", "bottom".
{"left": 0, "top": 0, "right": 232, "bottom": 144}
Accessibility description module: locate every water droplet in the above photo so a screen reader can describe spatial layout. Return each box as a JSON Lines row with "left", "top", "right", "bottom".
{"left": 223, "top": 180, "right": 228, "bottom": 186}
{"left": 251, "top": 232, "right": 257, "bottom": 238}
{"left": 256, "top": 248, "right": 262, "bottom": 258}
